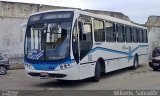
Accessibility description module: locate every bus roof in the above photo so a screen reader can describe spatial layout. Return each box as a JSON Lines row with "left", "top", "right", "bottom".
{"left": 30, "top": 9, "right": 147, "bottom": 29}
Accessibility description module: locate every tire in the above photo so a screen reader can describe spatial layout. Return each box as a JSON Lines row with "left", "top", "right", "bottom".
{"left": 131, "top": 56, "right": 138, "bottom": 70}
{"left": 57, "top": 79, "right": 67, "bottom": 82}
{"left": 0, "top": 66, "right": 7, "bottom": 75}
{"left": 91, "top": 61, "right": 101, "bottom": 82}
{"left": 153, "top": 68, "right": 159, "bottom": 71}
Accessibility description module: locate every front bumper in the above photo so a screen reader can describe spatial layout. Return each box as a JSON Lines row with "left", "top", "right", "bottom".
{"left": 0, "top": 64, "right": 10, "bottom": 70}
{"left": 6, "top": 65, "right": 10, "bottom": 70}
{"left": 25, "top": 65, "right": 79, "bottom": 80}
{"left": 28, "top": 72, "right": 67, "bottom": 78}
{"left": 149, "top": 61, "right": 160, "bottom": 69}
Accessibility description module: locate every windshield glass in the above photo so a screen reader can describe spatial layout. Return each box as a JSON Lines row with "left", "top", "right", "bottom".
{"left": 25, "top": 22, "right": 71, "bottom": 60}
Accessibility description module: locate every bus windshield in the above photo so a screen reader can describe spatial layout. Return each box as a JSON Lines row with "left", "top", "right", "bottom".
{"left": 25, "top": 21, "right": 72, "bottom": 60}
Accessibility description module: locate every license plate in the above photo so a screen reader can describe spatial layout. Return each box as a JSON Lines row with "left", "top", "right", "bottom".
{"left": 153, "top": 63, "right": 159, "bottom": 66}
{"left": 40, "top": 72, "right": 49, "bottom": 76}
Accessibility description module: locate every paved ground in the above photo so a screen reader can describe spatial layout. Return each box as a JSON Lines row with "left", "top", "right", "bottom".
{"left": 0, "top": 61, "right": 160, "bottom": 90}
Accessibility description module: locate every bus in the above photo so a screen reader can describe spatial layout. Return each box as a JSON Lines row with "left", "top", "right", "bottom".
{"left": 24, "top": 9, "right": 149, "bottom": 82}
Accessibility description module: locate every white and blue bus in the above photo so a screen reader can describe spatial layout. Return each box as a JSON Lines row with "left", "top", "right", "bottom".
{"left": 24, "top": 9, "right": 149, "bottom": 82}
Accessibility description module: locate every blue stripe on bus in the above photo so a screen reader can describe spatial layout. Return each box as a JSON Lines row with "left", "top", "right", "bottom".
{"left": 88, "top": 45, "right": 149, "bottom": 57}
{"left": 131, "top": 45, "right": 149, "bottom": 53}
{"left": 24, "top": 57, "right": 75, "bottom": 71}
{"left": 24, "top": 57, "right": 75, "bottom": 64}
{"left": 88, "top": 47, "right": 129, "bottom": 55}
{"left": 80, "top": 53, "right": 149, "bottom": 65}
{"left": 80, "top": 45, "right": 149, "bottom": 65}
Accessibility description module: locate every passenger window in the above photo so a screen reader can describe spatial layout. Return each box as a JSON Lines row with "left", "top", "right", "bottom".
{"left": 106, "top": 22, "right": 116, "bottom": 42}
{"left": 117, "top": 24, "right": 125, "bottom": 42}
{"left": 132, "top": 27, "right": 138, "bottom": 43}
{"left": 125, "top": 26, "right": 132, "bottom": 42}
{"left": 144, "top": 30, "right": 148, "bottom": 43}
{"left": 94, "top": 19, "right": 105, "bottom": 42}
{"left": 136, "top": 28, "right": 139, "bottom": 42}
{"left": 142, "top": 30, "right": 144, "bottom": 43}
{"left": 139, "top": 29, "right": 144, "bottom": 43}
{"left": 83, "top": 24, "right": 92, "bottom": 41}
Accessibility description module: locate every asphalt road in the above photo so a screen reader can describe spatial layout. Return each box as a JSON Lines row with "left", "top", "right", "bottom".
{"left": 0, "top": 61, "right": 160, "bottom": 90}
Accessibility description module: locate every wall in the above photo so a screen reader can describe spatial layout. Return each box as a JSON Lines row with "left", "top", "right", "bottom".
{"left": 146, "top": 16, "right": 160, "bottom": 54}
{"left": 0, "top": 1, "right": 71, "bottom": 67}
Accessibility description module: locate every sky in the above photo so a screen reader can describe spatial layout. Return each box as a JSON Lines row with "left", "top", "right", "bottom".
{"left": 1, "top": 0, "right": 160, "bottom": 24}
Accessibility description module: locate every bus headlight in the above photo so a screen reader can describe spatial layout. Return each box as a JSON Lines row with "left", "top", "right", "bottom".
{"left": 56, "top": 64, "right": 72, "bottom": 70}
{"left": 24, "top": 63, "right": 35, "bottom": 70}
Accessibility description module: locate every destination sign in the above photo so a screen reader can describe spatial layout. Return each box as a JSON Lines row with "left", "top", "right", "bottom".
{"left": 29, "top": 12, "right": 73, "bottom": 22}
{"left": 29, "top": 15, "right": 41, "bottom": 22}
{"left": 43, "top": 12, "right": 72, "bottom": 20}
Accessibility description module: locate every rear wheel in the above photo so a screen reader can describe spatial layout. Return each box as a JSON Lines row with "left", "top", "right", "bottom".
{"left": 0, "top": 66, "right": 7, "bottom": 75}
{"left": 91, "top": 61, "right": 100, "bottom": 82}
{"left": 131, "top": 55, "right": 138, "bottom": 70}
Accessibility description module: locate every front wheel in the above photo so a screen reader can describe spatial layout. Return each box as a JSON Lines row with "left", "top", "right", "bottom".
{"left": 91, "top": 61, "right": 100, "bottom": 82}
{"left": 131, "top": 56, "right": 138, "bottom": 70}
{"left": 0, "top": 66, "right": 7, "bottom": 75}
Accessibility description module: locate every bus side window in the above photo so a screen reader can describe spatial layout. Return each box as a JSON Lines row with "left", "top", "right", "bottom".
{"left": 144, "top": 30, "right": 148, "bottom": 43}
{"left": 132, "top": 27, "right": 138, "bottom": 43}
{"left": 122, "top": 25, "right": 126, "bottom": 42}
{"left": 94, "top": 19, "right": 105, "bottom": 42}
{"left": 146, "top": 30, "right": 148, "bottom": 43}
{"left": 125, "top": 26, "right": 132, "bottom": 42}
{"left": 105, "top": 22, "right": 115, "bottom": 42}
{"left": 83, "top": 23, "right": 92, "bottom": 41}
{"left": 142, "top": 29, "right": 144, "bottom": 43}
{"left": 117, "top": 24, "right": 125, "bottom": 42}
{"left": 136, "top": 28, "right": 139, "bottom": 42}
{"left": 139, "top": 29, "right": 144, "bottom": 43}
{"left": 130, "top": 27, "right": 133, "bottom": 43}
{"left": 113, "top": 23, "right": 116, "bottom": 41}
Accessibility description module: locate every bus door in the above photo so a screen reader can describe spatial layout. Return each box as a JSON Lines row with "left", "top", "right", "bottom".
{"left": 78, "top": 16, "right": 93, "bottom": 79}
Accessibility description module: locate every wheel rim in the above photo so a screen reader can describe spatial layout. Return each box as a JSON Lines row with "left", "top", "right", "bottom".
{"left": 0, "top": 66, "right": 6, "bottom": 75}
